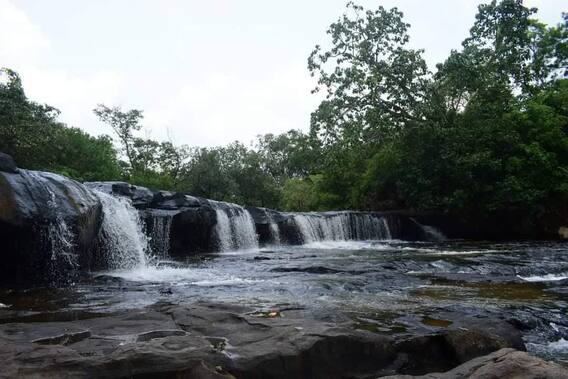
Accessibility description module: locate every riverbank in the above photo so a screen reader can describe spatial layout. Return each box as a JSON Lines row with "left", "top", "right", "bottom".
{"left": 2, "top": 299, "right": 565, "bottom": 378}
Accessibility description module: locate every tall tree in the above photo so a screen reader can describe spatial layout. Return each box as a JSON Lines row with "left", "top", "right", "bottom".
{"left": 308, "top": 2, "right": 429, "bottom": 148}
{"left": 93, "top": 104, "right": 143, "bottom": 171}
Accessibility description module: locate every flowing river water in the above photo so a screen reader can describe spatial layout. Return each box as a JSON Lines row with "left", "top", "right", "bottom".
{"left": 1, "top": 182, "right": 567, "bottom": 366}
{"left": 2, "top": 239, "right": 567, "bottom": 365}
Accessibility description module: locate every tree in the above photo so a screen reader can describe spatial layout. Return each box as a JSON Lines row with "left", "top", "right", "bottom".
{"left": 255, "top": 130, "right": 320, "bottom": 184}
{"left": 281, "top": 178, "right": 319, "bottom": 211}
{"left": 178, "top": 148, "right": 236, "bottom": 201}
{"left": 159, "top": 141, "right": 189, "bottom": 187}
{"left": 0, "top": 68, "right": 121, "bottom": 180}
{"left": 308, "top": 2, "right": 429, "bottom": 148}
{"left": 93, "top": 104, "right": 143, "bottom": 171}
{"left": 51, "top": 127, "right": 121, "bottom": 181}
{"left": 0, "top": 68, "right": 60, "bottom": 169}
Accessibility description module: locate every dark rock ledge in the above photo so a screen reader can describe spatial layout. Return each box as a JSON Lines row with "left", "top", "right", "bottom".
{"left": 0, "top": 301, "right": 561, "bottom": 379}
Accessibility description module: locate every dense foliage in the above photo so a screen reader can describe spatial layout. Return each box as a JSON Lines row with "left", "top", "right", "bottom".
{"left": 0, "top": 69, "right": 121, "bottom": 181}
{"left": 308, "top": 0, "right": 568, "bottom": 226}
{"left": 1, "top": 0, "right": 567, "bottom": 228}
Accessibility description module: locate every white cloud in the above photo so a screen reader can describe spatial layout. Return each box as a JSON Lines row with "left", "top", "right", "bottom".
{"left": 144, "top": 67, "right": 320, "bottom": 147}
{"left": 0, "top": 0, "right": 49, "bottom": 66}
{"left": 20, "top": 67, "right": 123, "bottom": 134}
{"left": 0, "top": 0, "right": 123, "bottom": 136}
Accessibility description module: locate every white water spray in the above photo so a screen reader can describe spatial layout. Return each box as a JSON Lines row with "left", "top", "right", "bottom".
{"left": 94, "top": 190, "right": 149, "bottom": 269}
{"left": 268, "top": 215, "right": 281, "bottom": 245}
{"left": 293, "top": 213, "right": 391, "bottom": 243}
{"left": 211, "top": 201, "right": 258, "bottom": 251}
{"left": 215, "top": 206, "right": 233, "bottom": 251}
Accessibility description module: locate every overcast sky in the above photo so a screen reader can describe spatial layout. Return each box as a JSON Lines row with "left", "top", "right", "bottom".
{"left": 1, "top": 0, "right": 565, "bottom": 147}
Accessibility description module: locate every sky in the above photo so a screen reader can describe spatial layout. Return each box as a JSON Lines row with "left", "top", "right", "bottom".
{"left": 1, "top": 0, "right": 566, "bottom": 147}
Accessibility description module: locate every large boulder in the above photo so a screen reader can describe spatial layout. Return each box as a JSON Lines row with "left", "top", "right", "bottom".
{"left": 380, "top": 348, "right": 568, "bottom": 378}
{"left": 85, "top": 181, "right": 154, "bottom": 208}
{"left": 0, "top": 152, "right": 17, "bottom": 173}
{"left": 151, "top": 190, "right": 201, "bottom": 209}
{"left": 0, "top": 158, "right": 102, "bottom": 286}
{"left": 246, "top": 206, "right": 294, "bottom": 245}
{"left": 143, "top": 204, "right": 218, "bottom": 257}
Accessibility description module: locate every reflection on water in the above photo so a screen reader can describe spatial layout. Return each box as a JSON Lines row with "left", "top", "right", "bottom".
{"left": 1, "top": 240, "right": 568, "bottom": 362}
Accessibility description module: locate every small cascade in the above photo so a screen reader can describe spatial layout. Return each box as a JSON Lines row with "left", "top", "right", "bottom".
{"left": 45, "top": 190, "right": 76, "bottom": 268}
{"left": 421, "top": 225, "right": 446, "bottom": 241}
{"left": 410, "top": 218, "right": 447, "bottom": 241}
{"left": 293, "top": 213, "right": 392, "bottom": 243}
{"left": 26, "top": 172, "right": 78, "bottom": 273}
{"left": 94, "top": 190, "right": 149, "bottom": 269}
{"left": 211, "top": 201, "right": 258, "bottom": 251}
{"left": 381, "top": 218, "right": 392, "bottom": 240}
{"left": 266, "top": 210, "right": 281, "bottom": 245}
{"left": 214, "top": 206, "right": 232, "bottom": 251}
{"left": 148, "top": 212, "right": 173, "bottom": 258}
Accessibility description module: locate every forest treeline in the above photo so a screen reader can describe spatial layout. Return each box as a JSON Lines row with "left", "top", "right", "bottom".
{"left": 1, "top": 0, "right": 567, "bottom": 226}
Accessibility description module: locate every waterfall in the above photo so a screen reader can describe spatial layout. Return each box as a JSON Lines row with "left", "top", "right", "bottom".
{"left": 421, "top": 225, "right": 446, "bottom": 241}
{"left": 215, "top": 206, "right": 232, "bottom": 251}
{"left": 264, "top": 209, "right": 281, "bottom": 245}
{"left": 268, "top": 219, "right": 281, "bottom": 245}
{"left": 25, "top": 172, "right": 78, "bottom": 272}
{"left": 410, "top": 218, "right": 447, "bottom": 241}
{"left": 45, "top": 188, "right": 76, "bottom": 268}
{"left": 380, "top": 218, "right": 392, "bottom": 240}
{"left": 148, "top": 212, "right": 173, "bottom": 258}
{"left": 211, "top": 201, "right": 258, "bottom": 251}
{"left": 94, "top": 190, "right": 149, "bottom": 269}
{"left": 293, "top": 213, "right": 391, "bottom": 243}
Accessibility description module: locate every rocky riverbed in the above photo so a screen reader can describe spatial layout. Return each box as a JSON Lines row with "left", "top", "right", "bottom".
{"left": 1, "top": 240, "right": 568, "bottom": 378}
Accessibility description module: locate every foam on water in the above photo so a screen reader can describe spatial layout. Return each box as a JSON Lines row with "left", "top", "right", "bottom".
{"left": 300, "top": 240, "right": 391, "bottom": 250}
{"left": 401, "top": 247, "right": 499, "bottom": 256}
{"left": 518, "top": 273, "right": 568, "bottom": 282}
{"left": 105, "top": 265, "right": 263, "bottom": 286}
{"left": 548, "top": 338, "right": 568, "bottom": 351}
{"left": 527, "top": 337, "right": 568, "bottom": 361}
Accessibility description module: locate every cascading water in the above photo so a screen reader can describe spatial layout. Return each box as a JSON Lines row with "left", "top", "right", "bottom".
{"left": 410, "top": 218, "right": 446, "bottom": 241}
{"left": 26, "top": 172, "right": 78, "bottom": 274}
{"left": 421, "top": 225, "right": 446, "bottom": 241}
{"left": 94, "top": 190, "right": 149, "bottom": 269}
{"left": 147, "top": 212, "right": 173, "bottom": 258}
{"left": 293, "top": 213, "right": 391, "bottom": 243}
{"left": 267, "top": 213, "right": 281, "bottom": 245}
{"left": 214, "top": 206, "right": 233, "bottom": 251}
{"left": 45, "top": 188, "right": 76, "bottom": 268}
{"left": 211, "top": 201, "right": 258, "bottom": 251}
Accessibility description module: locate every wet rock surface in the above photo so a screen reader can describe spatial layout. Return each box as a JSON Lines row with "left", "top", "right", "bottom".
{"left": 381, "top": 348, "right": 568, "bottom": 378}
{"left": 0, "top": 302, "right": 532, "bottom": 379}
{"left": 0, "top": 168, "right": 102, "bottom": 286}
{"left": 0, "top": 152, "right": 17, "bottom": 173}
